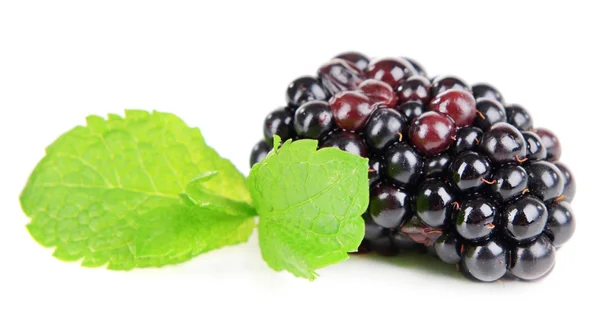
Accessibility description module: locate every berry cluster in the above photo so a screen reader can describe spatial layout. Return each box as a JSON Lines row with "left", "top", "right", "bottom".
{"left": 250, "top": 52, "right": 576, "bottom": 282}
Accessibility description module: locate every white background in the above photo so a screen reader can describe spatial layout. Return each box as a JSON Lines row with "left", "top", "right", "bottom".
{"left": 1, "top": 1, "right": 599, "bottom": 334}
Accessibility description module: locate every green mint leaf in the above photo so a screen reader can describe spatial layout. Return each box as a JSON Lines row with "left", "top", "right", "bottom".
{"left": 134, "top": 199, "right": 255, "bottom": 266}
{"left": 247, "top": 139, "right": 369, "bottom": 280}
{"left": 20, "top": 110, "right": 254, "bottom": 269}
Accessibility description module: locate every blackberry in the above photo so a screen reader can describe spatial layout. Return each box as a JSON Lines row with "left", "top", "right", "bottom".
{"left": 250, "top": 52, "right": 576, "bottom": 282}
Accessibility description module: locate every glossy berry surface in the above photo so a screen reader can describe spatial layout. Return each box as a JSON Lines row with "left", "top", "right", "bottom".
{"left": 321, "top": 131, "right": 367, "bottom": 157}
{"left": 430, "top": 75, "right": 469, "bottom": 96}
{"left": 521, "top": 131, "right": 547, "bottom": 160}
{"left": 502, "top": 196, "right": 548, "bottom": 242}
{"left": 429, "top": 89, "right": 477, "bottom": 127}
{"left": 318, "top": 59, "right": 364, "bottom": 94}
{"left": 403, "top": 57, "right": 427, "bottom": 77}
{"left": 293, "top": 101, "right": 334, "bottom": 139}
{"left": 479, "top": 122, "right": 526, "bottom": 164}
{"left": 490, "top": 165, "right": 528, "bottom": 201}
{"left": 365, "top": 58, "right": 415, "bottom": 88}
{"left": 263, "top": 107, "right": 295, "bottom": 143}
{"left": 535, "top": 128, "right": 562, "bottom": 161}
{"left": 453, "top": 127, "right": 482, "bottom": 155}
{"left": 409, "top": 112, "right": 457, "bottom": 156}
{"left": 423, "top": 152, "right": 452, "bottom": 178}
{"left": 473, "top": 98, "right": 507, "bottom": 131}
{"left": 471, "top": 83, "right": 504, "bottom": 103}
{"left": 384, "top": 142, "right": 423, "bottom": 186}
{"left": 449, "top": 151, "right": 492, "bottom": 192}
{"left": 415, "top": 180, "right": 455, "bottom": 228}
{"left": 455, "top": 200, "right": 497, "bottom": 241}
{"left": 334, "top": 51, "right": 370, "bottom": 72}
{"left": 364, "top": 108, "right": 406, "bottom": 150}
{"left": 460, "top": 240, "right": 507, "bottom": 282}
{"left": 554, "top": 162, "right": 576, "bottom": 202}
{"left": 369, "top": 184, "right": 411, "bottom": 229}
{"left": 358, "top": 79, "right": 398, "bottom": 107}
{"left": 397, "top": 101, "right": 425, "bottom": 123}
{"left": 249, "top": 140, "right": 271, "bottom": 167}
{"left": 330, "top": 91, "right": 373, "bottom": 130}
{"left": 546, "top": 201, "right": 576, "bottom": 247}
{"left": 397, "top": 75, "right": 431, "bottom": 105}
{"left": 286, "top": 76, "right": 329, "bottom": 107}
{"left": 434, "top": 233, "right": 462, "bottom": 264}
{"left": 526, "top": 161, "right": 564, "bottom": 201}
{"left": 505, "top": 104, "right": 533, "bottom": 131}
{"left": 509, "top": 235, "right": 555, "bottom": 280}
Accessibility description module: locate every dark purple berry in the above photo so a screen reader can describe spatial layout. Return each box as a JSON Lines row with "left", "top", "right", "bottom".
{"left": 384, "top": 142, "right": 423, "bottom": 186}
{"left": 250, "top": 140, "right": 272, "bottom": 167}
{"left": 398, "top": 75, "right": 431, "bottom": 105}
{"left": 321, "top": 131, "right": 367, "bottom": 157}
{"left": 369, "top": 184, "right": 411, "bottom": 229}
{"left": 397, "top": 101, "right": 425, "bottom": 123}
{"left": 423, "top": 152, "right": 452, "bottom": 178}
{"left": 415, "top": 180, "right": 456, "bottom": 228}
{"left": 453, "top": 127, "right": 483, "bottom": 155}
{"left": 473, "top": 98, "right": 507, "bottom": 131}
{"left": 430, "top": 75, "right": 469, "bottom": 96}
{"left": 526, "top": 161, "right": 565, "bottom": 201}
{"left": 479, "top": 122, "right": 527, "bottom": 164}
{"left": 455, "top": 199, "right": 497, "bottom": 241}
{"left": 449, "top": 151, "right": 492, "bottom": 192}
{"left": 546, "top": 201, "right": 576, "bottom": 247}
{"left": 554, "top": 162, "right": 575, "bottom": 202}
{"left": 490, "top": 165, "right": 528, "bottom": 201}
{"left": 535, "top": 128, "right": 561, "bottom": 161}
{"left": 263, "top": 107, "right": 295, "bottom": 143}
{"left": 521, "top": 131, "right": 547, "bottom": 161}
{"left": 364, "top": 213, "right": 386, "bottom": 240}
{"left": 402, "top": 57, "right": 427, "bottom": 77}
{"left": 505, "top": 104, "right": 533, "bottom": 131}
{"left": 294, "top": 101, "right": 334, "bottom": 139}
{"left": 471, "top": 83, "right": 504, "bottom": 103}
{"left": 434, "top": 233, "right": 462, "bottom": 264}
{"left": 286, "top": 76, "right": 329, "bottom": 107}
{"left": 364, "top": 108, "right": 406, "bottom": 150}
{"left": 502, "top": 196, "right": 548, "bottom": 243}
{"left": 509, "top": 235, "right": 555, "bottom": 280}
{"left": 460, "top": 240, "right": 508, "bottom": 282}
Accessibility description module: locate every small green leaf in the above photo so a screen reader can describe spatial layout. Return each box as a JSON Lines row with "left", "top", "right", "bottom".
{"left": 247, "top": 139, "right": 369, "bottom": 280}
{"left": 20, "top": 110, "right": 255, "bottom": 269}
{"left": 134, "top": 202, "right": 255, "bottom": 266}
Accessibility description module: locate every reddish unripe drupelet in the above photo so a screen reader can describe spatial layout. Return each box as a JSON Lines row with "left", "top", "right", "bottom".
{"left": 365, "top": 58, "right": 416, "bottom": 89}
{"left": 409, "top": 111, "right": 457, "bottom": 155}
{"left": 330, "top": 91, "right": 373, "bottom": 131}
{"left": 429, "top": 89, "right": 477, "bottom": 127}
{"left": 358, "top": 79, "right": 398, "bottom": 107}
